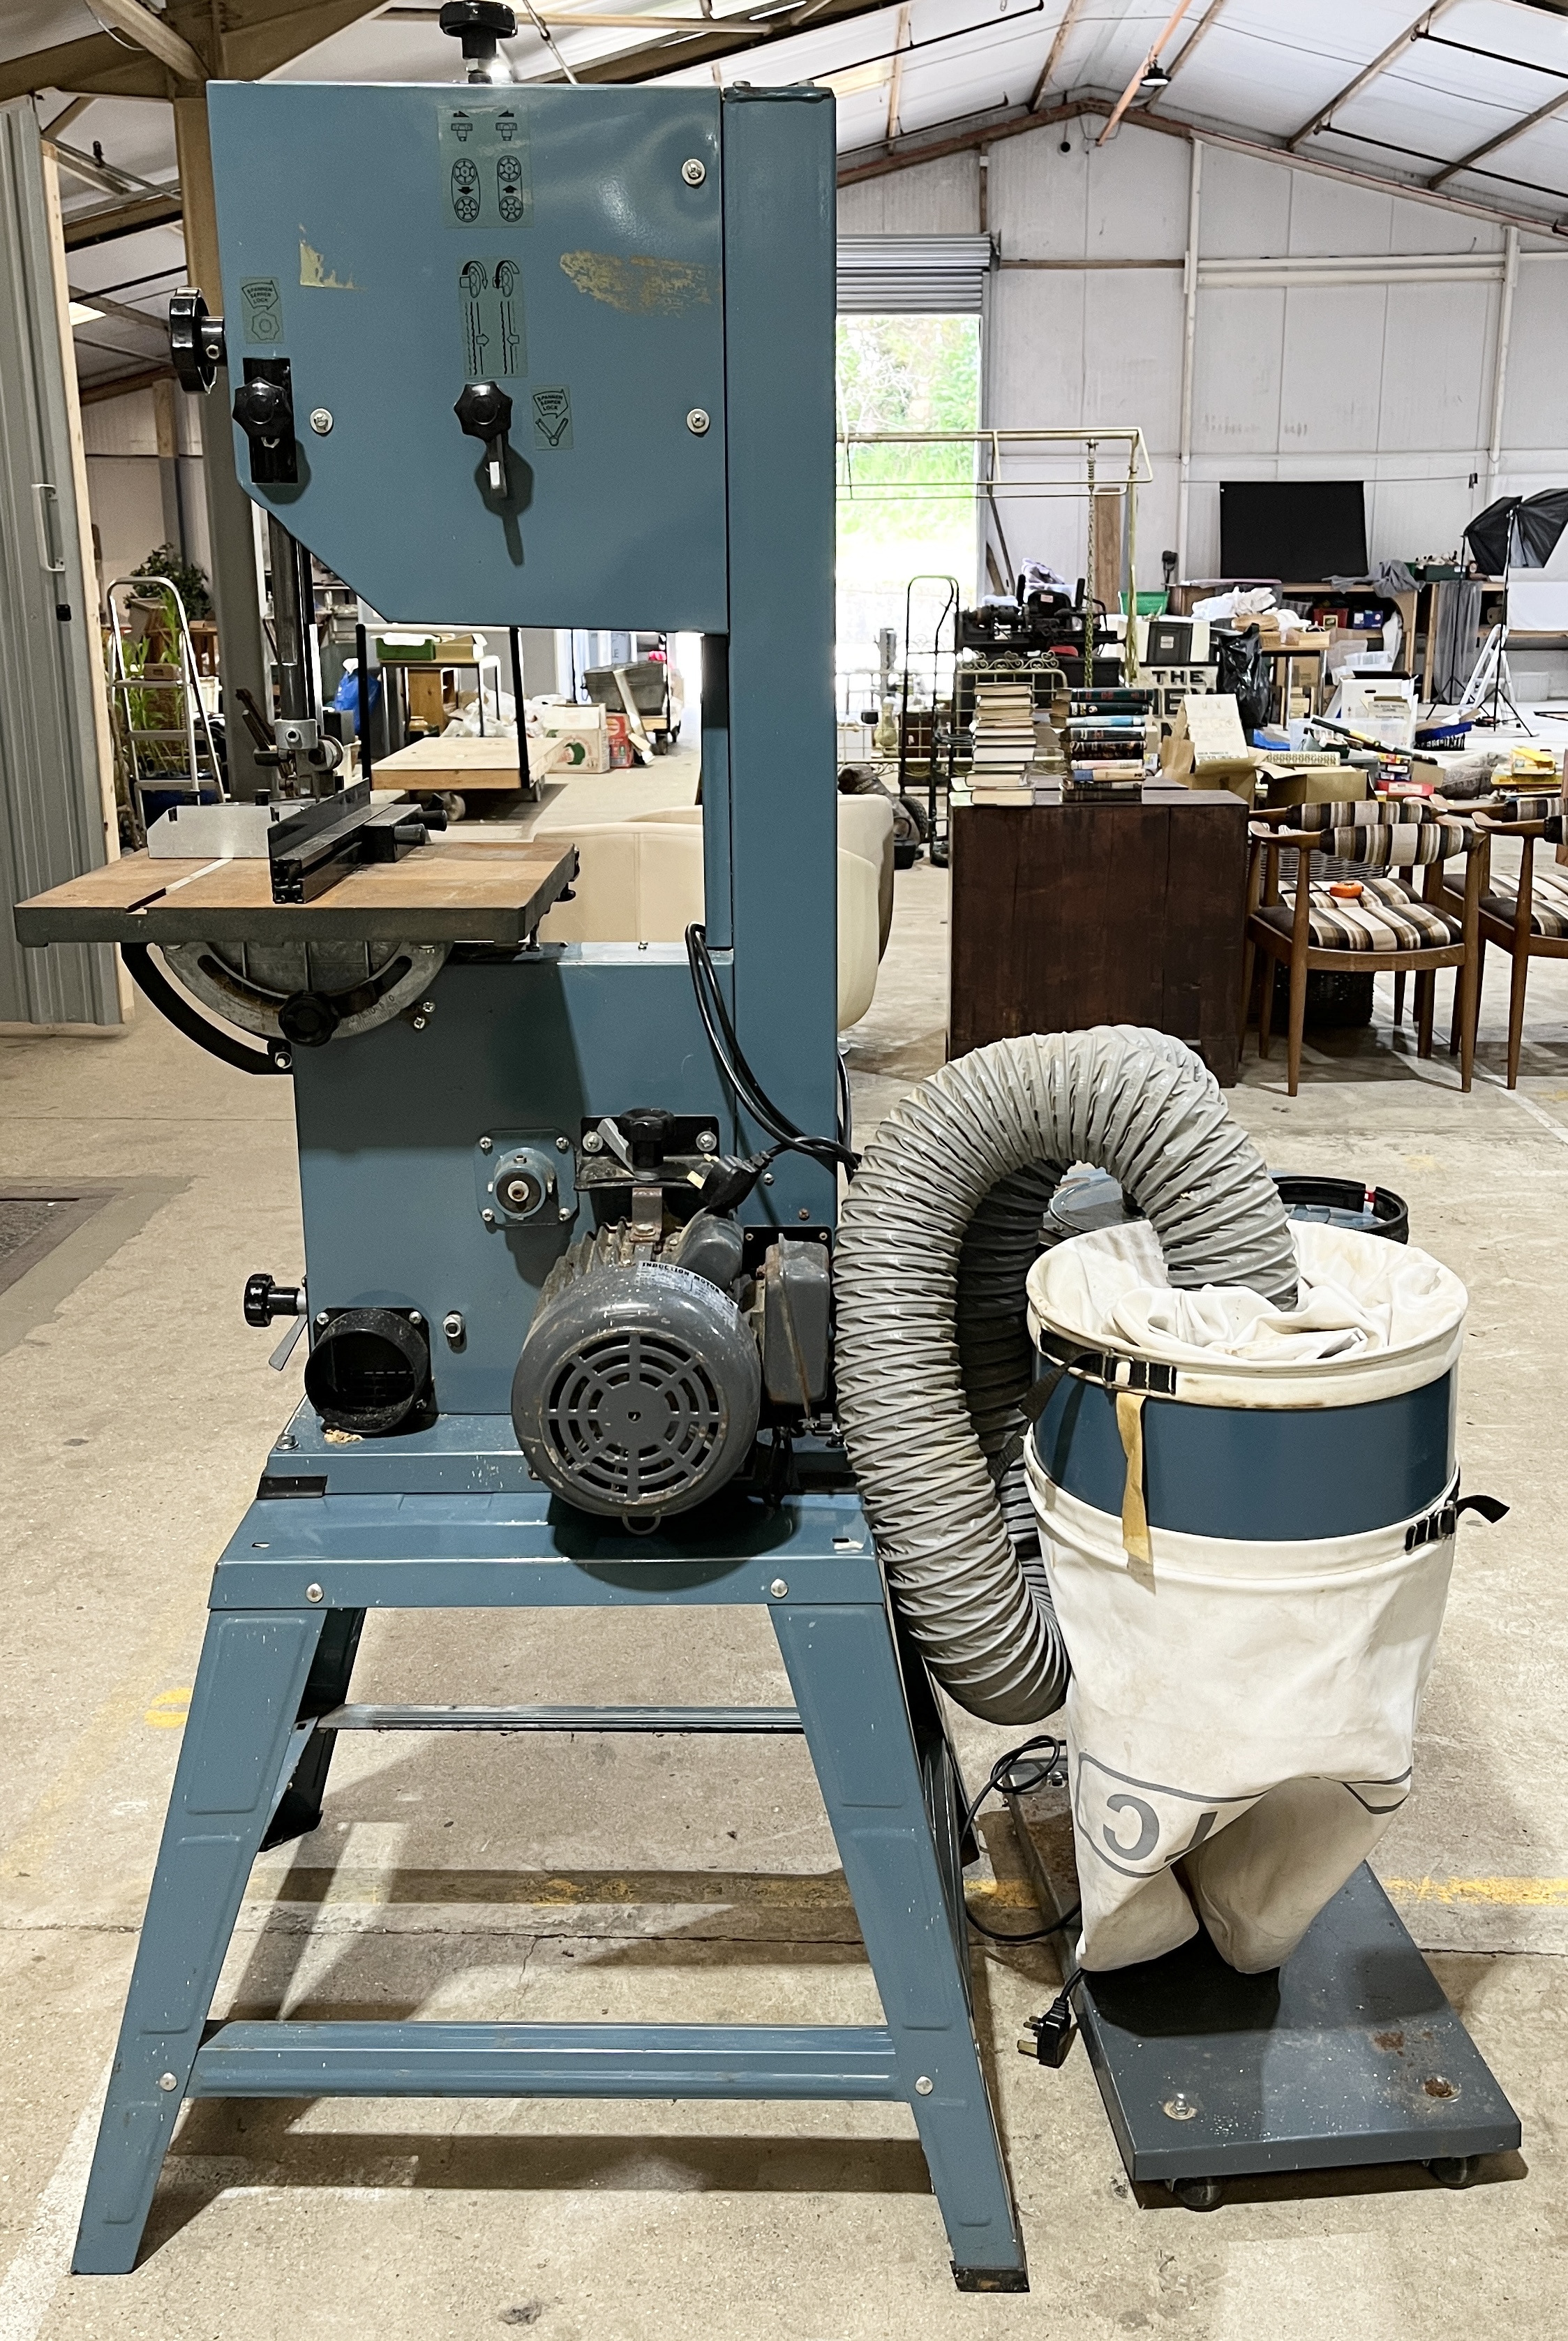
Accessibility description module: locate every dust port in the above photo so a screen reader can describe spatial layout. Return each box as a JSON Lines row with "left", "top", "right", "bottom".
{"left": 303, "top": 1307, "right": 432, "bottom": 1436}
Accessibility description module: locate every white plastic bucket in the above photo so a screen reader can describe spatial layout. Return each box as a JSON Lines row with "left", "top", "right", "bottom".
{"left": 1024, "top": 1220, "right": 1469, "bottom": 1974}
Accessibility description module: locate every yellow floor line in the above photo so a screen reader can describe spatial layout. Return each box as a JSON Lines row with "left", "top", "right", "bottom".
{"left": 0, "top": 1595, "right": 199, "bottom": 1884}
{"left": 1384, "top": 1875, "right": 1568, "bottom": 1908}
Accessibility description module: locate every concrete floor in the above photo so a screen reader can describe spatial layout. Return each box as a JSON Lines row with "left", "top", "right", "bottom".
{"left": 3, "top": 817, "right": 1567, "bottom": 2339}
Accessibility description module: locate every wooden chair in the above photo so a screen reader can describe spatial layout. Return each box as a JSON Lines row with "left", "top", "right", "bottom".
{"left": 1241, "top": 800, "right": 1485, "bottom": 1097}
{"left": 1439, "top": 790, "right": 1568, "bottom": 1089}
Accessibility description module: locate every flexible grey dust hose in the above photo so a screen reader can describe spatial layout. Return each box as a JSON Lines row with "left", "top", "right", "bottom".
{"left": 835, "top": 1027, "right": 1298, "bottom": 1725}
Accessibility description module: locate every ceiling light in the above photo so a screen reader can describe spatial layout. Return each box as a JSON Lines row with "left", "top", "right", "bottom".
{"left": 68, "top": 301, "right": 102, "bottom": 325}
{"left": 1138, "top": 57, "right": 1171, "bottom": 95}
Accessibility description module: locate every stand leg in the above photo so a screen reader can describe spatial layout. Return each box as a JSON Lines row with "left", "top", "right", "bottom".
{"left": 262, "top": 1607, "right": 366, "bottom": 1850}
{"left": 773, "top": 1603, "right": 1028, "bottom": 2289}
{"left": 73, "top": 1609, "right": 324, "bottom": 2275}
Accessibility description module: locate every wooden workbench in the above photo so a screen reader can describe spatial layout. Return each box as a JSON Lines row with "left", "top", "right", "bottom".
{"left": 948, "top": 784, "right": 1248, "bottom": 1084}
{"left": 14, "top": 838, "right": 577, "bottom": 949}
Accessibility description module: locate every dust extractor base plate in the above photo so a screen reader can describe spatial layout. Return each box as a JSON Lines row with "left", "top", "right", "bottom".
{"left": 1074, "top": 1864, "right": 1520, "bottom": 2189}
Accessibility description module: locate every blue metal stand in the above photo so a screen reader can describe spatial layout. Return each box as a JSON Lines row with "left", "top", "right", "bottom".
{"left": 73, "top": 1449, "right": 1028, "bottom": 2289}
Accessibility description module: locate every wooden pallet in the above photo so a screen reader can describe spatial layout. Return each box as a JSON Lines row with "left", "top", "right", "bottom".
{"left": 374, "top": 736, "right": 538, "bottom": 794}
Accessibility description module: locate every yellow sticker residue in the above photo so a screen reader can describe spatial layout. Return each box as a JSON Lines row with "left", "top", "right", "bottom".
{"left": 559, "top": 251, "right": 713, "bottom": 314}
{"left": 299, "top": 234, "right": 358, "bottom": 291}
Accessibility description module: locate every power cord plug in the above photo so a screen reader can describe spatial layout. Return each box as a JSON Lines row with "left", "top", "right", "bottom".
{"left": 1018, "top": 1984, "right": 1078, "bottom": 2068}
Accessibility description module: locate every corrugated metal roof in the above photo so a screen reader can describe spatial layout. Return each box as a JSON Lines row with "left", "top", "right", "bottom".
{"left": 13, "top": 0, "right": 1568, "bottom": 243}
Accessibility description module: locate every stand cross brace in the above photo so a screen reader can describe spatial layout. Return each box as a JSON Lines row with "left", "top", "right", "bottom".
{"left": 71, "top": 1493, "right": 1028, "bottom": 2293}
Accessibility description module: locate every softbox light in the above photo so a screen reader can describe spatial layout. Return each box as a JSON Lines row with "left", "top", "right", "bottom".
{"left": 1464, "top": 489, "right": 1568, "bottom": 576}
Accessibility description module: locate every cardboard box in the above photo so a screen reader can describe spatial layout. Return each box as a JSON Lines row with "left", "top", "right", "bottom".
{"left": 527, "top": 699, "right": 608, "bottom": 772}
{"left": 1256, "top": 764, "right": 1367, "bottom": 810}
{"left": 1160, "top": 697, "right": 1257, "bottom": 801}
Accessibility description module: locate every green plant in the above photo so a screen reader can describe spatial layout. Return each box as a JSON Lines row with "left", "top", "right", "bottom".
{"left": 130, "top": 543, "right": 212, "bottom": 620}
{"left": 835, "top": 314, "right": 981, "bottom": 593}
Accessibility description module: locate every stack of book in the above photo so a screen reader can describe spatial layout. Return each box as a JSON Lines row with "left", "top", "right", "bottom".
{"left": 968, "top": 681, "right": 1040, "bottom": 803}
{"left": 1065, "top": 689, "right": 1155, "bottom": 801}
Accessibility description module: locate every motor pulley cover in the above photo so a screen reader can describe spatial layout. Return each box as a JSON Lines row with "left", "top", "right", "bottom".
{"left": 512, "top": 1231, "right": 761, "bottom": 1522}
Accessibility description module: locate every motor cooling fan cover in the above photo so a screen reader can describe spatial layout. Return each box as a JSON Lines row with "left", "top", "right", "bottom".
{"left": 511, "top": 1249, "right": 761, "bottom": 1520}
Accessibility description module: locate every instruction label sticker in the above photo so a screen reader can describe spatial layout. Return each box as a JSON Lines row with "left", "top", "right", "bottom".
{"left": 439, "top": 104, "right": 531, "bottom": 231}
{"left": 532, "top": 386, "right": 572, "bottom": 450}
{"left": 459, "top": 259, "right": 525, "bottom": 380}
{"left": 239, "top": 276, "right": 283, "bottom": 343}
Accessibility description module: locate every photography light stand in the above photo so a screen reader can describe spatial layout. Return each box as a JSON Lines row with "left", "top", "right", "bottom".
{"left": 1458, "top": 588, "right": 1528, "bottom": 731}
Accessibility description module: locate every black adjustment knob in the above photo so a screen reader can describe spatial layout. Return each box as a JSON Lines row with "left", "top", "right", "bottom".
{"left": 245, "top": 1273, "right": 304, "bottom": 1327}
{"left": 234, "top": 375, "right": 291, "bottom": 442}
{"left": 454, "top": 380, "right": 514, "bottom": 493}
{"left": 278, "top": 990, "right": 341, "bottom": 1048}
{"left": 455, "top": 380, "right": 513, "bottom": 438}
{"left": 440, "top": 1, "right": 518, "bottom": 64}
{"left": 232, "top": 360, "right": 298, "bottom": 485}
{"left": 170, "top": 288, "right": 225, "bottom": 393}
{"left": 620, "top": 1106, "right": 676, "bottom": 1172}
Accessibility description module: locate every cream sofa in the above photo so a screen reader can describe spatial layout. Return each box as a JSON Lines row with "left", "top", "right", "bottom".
{"left": 533, "top": 796, "right": 893, "bottom": 1030}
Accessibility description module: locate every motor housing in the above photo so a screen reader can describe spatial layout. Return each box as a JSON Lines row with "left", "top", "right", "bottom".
{"left": 512, "top": 1223, "right": 761, "bottom": 1523}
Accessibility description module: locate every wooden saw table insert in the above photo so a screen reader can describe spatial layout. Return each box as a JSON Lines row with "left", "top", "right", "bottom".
{"left": 15, "top": 838, "right": 578, "bottom": 949}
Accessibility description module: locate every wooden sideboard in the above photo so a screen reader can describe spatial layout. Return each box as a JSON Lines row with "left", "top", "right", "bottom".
{"left": 948, "top": 784, "right": 1248, "bottom": 1084}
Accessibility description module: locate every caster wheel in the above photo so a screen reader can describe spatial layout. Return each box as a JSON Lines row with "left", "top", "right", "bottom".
{"left": 1427, "top": 2156, "right": 1476, "bottom": 2190}
{"left": 1170, "top": 2177, "right": 1223, "bottom": 2212}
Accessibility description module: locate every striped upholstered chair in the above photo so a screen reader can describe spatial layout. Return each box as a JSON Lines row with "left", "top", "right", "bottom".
{"left": 1241, "top": 798, "right": 1485, "bottom": 1097}
{"left": 1439, "top": 788, "right": 1568, "bottom": 1090}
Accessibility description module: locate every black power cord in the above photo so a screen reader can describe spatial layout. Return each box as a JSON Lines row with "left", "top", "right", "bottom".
{"left": 685, "top": 923, "right": 858, "bottom": 1177}
{"left": 962, "top": 1734, "right": 1081, "bottom": 1946}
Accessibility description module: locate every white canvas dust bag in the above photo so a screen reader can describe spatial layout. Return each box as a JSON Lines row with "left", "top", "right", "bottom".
{"left": 1024, "top": 1220, "right": 1493, "bottom": 1974}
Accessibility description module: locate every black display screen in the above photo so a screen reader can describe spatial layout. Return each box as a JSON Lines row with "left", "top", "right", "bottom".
{"left": 1219, "top": 481, "right": 1368, "bottom": 581}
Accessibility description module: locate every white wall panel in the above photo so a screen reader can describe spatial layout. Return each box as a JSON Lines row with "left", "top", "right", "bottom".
{"left": 990, "top": 131, "right": 1088, "bottom": 260}
{"left": 1199, "top": 145, "right": 1290, "bottom": 259}
{"left": 989, "top": 268, "right": 1182, "bottom": 443}
{"left": 988, "top": 269, "right": 1087, "bottom": 426}
{"left": 1081, "top": 133, "right": 1189, "bottom": 262}
{"left": 1279, "top": 283, "right": 1387, "bottom": 451}
{"left": 1283, "top": 171, "right": 1394, "bottom": 259}
{"left": 1191, "top": 287, "right": 1284, "bottom": 456}
{"left": 81, "top": 387, "right": 158, "bottom": 456}
{"left": 87, "top": 455, "right": 165, "bottom": 586}
{"left": 1377, "top": 280, "right": 1496, "bottom": 454}
{"left": 1500, "top": 257, "right": 1568, "bottom": 454}
{"left": 836, "top": 152, "right": 978, "bottom": 235}
{"left": 839, "top": 119, "right": 1568, "bottom": 577}
{"left": 1385, "top": 198, "right": 1504, "bottom": 259}
{"left": 1366, "top": 474, "right": 1477, "bottom": 569}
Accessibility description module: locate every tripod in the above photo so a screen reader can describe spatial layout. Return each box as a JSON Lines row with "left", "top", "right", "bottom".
{"left": 1458, "top": 568, "right": 1530, "bottom": 733}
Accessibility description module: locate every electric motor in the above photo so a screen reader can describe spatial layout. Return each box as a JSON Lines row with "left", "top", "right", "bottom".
{"left": 512, "top": 1225, "right": 761, "bottom": 1523}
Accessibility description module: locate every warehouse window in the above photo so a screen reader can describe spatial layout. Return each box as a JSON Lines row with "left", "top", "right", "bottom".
{"left": 835, "top": 310, "right": 981, "bottom": 722}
